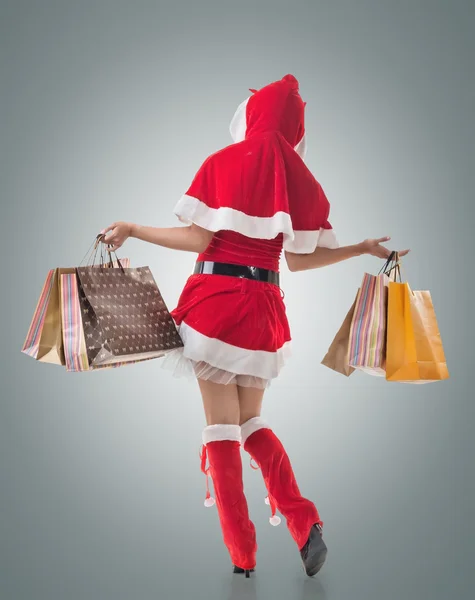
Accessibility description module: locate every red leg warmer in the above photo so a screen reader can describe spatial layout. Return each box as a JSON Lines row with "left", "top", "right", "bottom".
{"left": 201, "top": 424, "right": 257, "bottom": 570}
{"left": 242, "top": 418, "right": 323, "bottom": 551}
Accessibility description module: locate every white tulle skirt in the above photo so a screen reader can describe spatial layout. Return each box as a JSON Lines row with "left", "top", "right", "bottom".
{"left": 160, "top": 347, "right": 271, "bottom": 389}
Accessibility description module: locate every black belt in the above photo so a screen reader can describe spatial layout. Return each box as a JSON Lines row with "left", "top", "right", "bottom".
{"left": 193, "top": 261, "right": 280, "bottom": 286}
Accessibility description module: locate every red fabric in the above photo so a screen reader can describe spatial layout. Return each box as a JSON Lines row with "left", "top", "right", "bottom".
{"left": 170, "top": 273, "right": 290, "bottom": 352}
{"left": 246, "top": 74, "right": 305, "bottom": 147}
{"left": 184, "top": 74, "right": 333, "bottom": 236}
{"left": 197, "top": 231, "right": 283, "bottom": 272}
{"left": 244, "top": 427, "right": 323, "bottom": 550}
{"left": 170, "top": 74, "right": 334, "bottom": 362}
{"left": 205, "top": 440, "right": 257, "bottom": 570}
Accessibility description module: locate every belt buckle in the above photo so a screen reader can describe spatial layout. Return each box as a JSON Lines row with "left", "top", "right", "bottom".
{"left": 248, "top": 266, "right": 259, "bottom": 281}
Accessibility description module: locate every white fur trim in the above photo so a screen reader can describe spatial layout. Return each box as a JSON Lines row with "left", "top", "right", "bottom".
{"left": 294, "top": 134, "right": 307, "bottom": 160}
{"left": 230, "top": 97, "right": 250, "bottom": 142}
{"left": 240, "top": 416, "right": 271, "bottom": 444}
{"left": 202, "top": 424, "right": 241, "bottom": 444}
{"left": 270, "top": 515, "right": 282, "bottom": 526}
{"left": 174, "top": 194, "right": 294, "bottom": 239}
{"left": 316, "top": 227, "right": 339, "bottom": 249}
{"left": 174, "top": 195, "right": 338, "bottom": 252}
{"left": 283, "top": 228, "right": 339, "bottom": 253}
{"left": 179, "top": 321, "right": 292, "bottom": 379}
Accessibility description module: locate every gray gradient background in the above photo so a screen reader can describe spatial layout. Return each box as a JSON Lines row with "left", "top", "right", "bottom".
{"left": 1, "top": 1, "right": 473, "bottom": 599}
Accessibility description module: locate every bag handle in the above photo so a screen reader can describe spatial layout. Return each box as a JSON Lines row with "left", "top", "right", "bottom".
{"left": 387, "top": 252, "right": 404, "bottom": 283}
{"left": 79, "top": 237, "right": 99, "bottom": 267}
{"left": 378, "top": 251, "right": 402, "bottom": 282}
{"left": 79, "top": 234, "right": 126, "bottom": 273}
{"left": 97, "top": 233, "right": 126, "bottom": 273}
{"left": 378, "top": 251, "right": 396, "bottom": 275}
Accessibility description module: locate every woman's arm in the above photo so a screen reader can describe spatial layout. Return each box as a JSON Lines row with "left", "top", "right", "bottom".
{"left": 101, "top": 221, "right": 214, "bottom": 254}
{"left": 285, "top": 237, "right": 410, "bottom": 272}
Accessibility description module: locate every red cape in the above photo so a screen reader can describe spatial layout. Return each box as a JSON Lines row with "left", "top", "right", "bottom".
{"left": 174, "top": 74, "right": 338, "bottom": 253}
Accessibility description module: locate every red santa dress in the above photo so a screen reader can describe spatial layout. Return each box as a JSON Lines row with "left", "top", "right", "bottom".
{"left": 161, "top": 74, "right": 339, "bottom": 388}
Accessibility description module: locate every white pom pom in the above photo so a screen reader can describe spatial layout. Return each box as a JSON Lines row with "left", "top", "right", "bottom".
{"left": 269, "top": 515, "right": 281, "bottom": 526}
{"left": 264, "top": 496, "right": 270, "bottom": 505}
{"left": 204, "top": 496, "right": 215, "bottom": 507}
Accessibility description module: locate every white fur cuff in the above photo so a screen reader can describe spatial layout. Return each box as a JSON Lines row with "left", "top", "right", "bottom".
{"left": 240, "top": 417, "right": 270, "bottom": 444}
{"left": 202, "top": 424, "right": 242, "bottom": 445}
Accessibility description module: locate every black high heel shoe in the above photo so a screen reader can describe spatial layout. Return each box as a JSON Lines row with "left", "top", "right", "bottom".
{"left": 233, "top": 565, "right": 255, "bottom": 578}
{"left": 300, "top": 523, "right": 327, "bottom": 577}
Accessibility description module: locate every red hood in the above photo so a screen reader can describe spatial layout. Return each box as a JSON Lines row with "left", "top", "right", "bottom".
{"left": 245, "top": 74, "right": 305, "bottom": 148}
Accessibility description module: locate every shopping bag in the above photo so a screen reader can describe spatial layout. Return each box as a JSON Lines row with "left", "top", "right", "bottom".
{"left": 385, "top": 281, "right": 449, "bottom": 383}
{"left": 60, "top": 272, "right": 90, "bottom": 372}
{"left": 22, "top": 268, "right": 66, "bottom": 365}
{"left": 76, "top": 263, "right": 183, "bottom": 367}
{"left": 22, "top": 269, "right": 57, "bottom": 359}
{"left": 60, "top": 259, "right": 157, "bottom": 372}
{"left": 348, "top": 272, "right": 389, "bottom": 376}
{"left": 22, "top": 257, "right": 130, "bottom": 368}
{"left": 321, "top": 291, "right": 358, "bottom": 376}
{"left": 70, "top": 257, "right": 132, "bottom": 371}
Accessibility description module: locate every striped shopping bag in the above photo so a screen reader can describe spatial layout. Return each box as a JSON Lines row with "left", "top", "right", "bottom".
{"left": 348, "top": 272, "right": 390, "bottom": 376}
{"left": 21, "top": 269, "right": 65, "bottom": 365}
{"left": 60, "top": 272, "right": 90, "bottom": 372}
{"left": 21, "top": 269, "right": 55, "bottom": 358}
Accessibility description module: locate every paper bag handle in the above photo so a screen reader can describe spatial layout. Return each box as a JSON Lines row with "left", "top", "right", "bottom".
{"left": 79, "top": 234, "right": 126, "bottom": 273}
{"left": 95, "top": 234, "right": 126, "bottom": 273}
{"left": 378, "top": 251, "right": 396, "bottom": 275}
{"left": 379, "top": 251, "right": 402, "bottom": 282}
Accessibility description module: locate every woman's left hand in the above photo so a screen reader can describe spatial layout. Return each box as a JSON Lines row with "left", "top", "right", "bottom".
{"left": 358, "top": 237, "right": 410, "bottom": 259}
{"left": 100, "top": 222, "right": 133, "bottom": 252}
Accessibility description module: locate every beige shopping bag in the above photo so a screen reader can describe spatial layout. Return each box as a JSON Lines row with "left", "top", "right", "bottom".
{"left": 35, "top": 268, "right": 67, "bottom": 366}
{"left": 321, "top": 292, "right": 358, "bottom": 376}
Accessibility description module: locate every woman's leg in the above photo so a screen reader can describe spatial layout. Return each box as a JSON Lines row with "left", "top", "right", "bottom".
{"left": 197, "top": 379, "right": 257, "bottom": 573}
{"left": 239, "top": 390, "right": 327, "bottom": 577}
{"left": 198, "top": 378, "right": 240, "bottom": 425}
{"left": 237, "top": 384, "right": 265, "bottom": 425}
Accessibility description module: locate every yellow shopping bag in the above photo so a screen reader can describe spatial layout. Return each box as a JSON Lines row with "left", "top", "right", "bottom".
{"left": 385, "top": 271, "right": 449, "bottom": 383}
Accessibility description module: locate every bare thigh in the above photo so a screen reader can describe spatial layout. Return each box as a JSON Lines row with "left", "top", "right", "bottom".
{"left": 197, "top": 378, "right": 240, "bottom": 425}
{"left": 237, "top": 385, "right": 266, "bottom": 425}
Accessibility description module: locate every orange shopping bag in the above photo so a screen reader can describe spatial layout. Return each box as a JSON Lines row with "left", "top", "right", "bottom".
{"left": 385, "top": 257, "right": 449, "bottom": 383}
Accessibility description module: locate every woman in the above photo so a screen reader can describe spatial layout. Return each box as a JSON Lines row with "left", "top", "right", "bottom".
{"left": 101, "top": 74, "right": 409, "bottom": 578}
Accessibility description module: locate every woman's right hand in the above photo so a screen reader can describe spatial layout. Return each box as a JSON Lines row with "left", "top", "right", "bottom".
{"left": 358, "top": 237, "right": 410, "bottom": 259}
{"left": 100, "top": 222, "right": 133, "bottom": 252}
